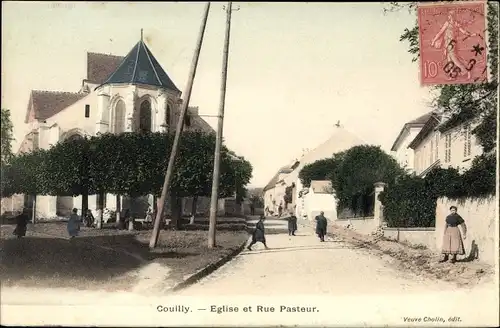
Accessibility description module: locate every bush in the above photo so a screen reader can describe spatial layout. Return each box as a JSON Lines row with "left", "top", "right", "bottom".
{"left": 379, "top": 175, "right": 436, "bottom": 228}
{"left": 380, "top": 154, "right": 496, "bottom": 228}
{"left": 299, "top": 158, "right": 338, "bottom": 188}
{"left": 329, "top": 145, "right": 404, "bottom": 214}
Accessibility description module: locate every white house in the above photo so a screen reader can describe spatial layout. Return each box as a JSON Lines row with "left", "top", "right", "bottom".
{"left": 390, "top": 111, "right": 432, "bottom": 174}
{"left": 4, "top": 36, "right": 220, "bottom": 219}
{"left": 302, "top": 180, "right": 336, "bottom": 221}
{"left": 408, "top": 113, "right": 483, "bottom": 177}
{"left": 282, "top": 124, "right": 366, "bottom": 220}
{"left": 262, "top": 160, "right": 298, "bottom": 215}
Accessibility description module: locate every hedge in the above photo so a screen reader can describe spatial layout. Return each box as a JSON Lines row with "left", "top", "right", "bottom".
{"left": 379, "top": 154, "right": 496, "bottom": 228}
{"left": 1, "top": 131, "right": 252, "bottom": 200}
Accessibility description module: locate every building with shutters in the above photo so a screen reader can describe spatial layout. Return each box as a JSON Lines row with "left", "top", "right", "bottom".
{"left": 3, "top": 36, "right": 218, "bottom": 219}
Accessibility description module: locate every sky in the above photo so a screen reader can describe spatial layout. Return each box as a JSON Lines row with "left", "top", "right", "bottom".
{"left": 1, "top": 2, "right": 434, "bottom": 188}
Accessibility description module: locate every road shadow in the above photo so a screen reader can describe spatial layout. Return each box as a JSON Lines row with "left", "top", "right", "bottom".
{"left": 0, "top": 234, "right": 144, "bottom": 289}
{"left": 0, "top": 232, "right": 202, "bottom": 289}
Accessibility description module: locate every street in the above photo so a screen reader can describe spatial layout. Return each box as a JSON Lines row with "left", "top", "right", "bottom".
{"left": 177, "top": 218, "right": 458, "bottom": 296}
{"left": 1, "top": 218, "right": 498, "bottom": 327}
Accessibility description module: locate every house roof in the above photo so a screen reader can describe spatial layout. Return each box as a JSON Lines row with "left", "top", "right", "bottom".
{"left": 408, "top": 113, "right": 440, "bottom": 149}
{"left": 86, "top": 52, "right": 125, "bottom": 85}
{"left": 96, "top": 40, "right": 180, "bottom": 92}
{"left": 263, "top": 166, "right": 294, "bottom": 192}
{"left": 190, "top": 115, "right": 215, "bottom": 134}
{"left": 310, "top": 180, "right": 333, "bottom": 194}
{"left": 284, "top": 125, "right": 366, "bottom": 185}
{"left": 390, "top": 111, "right": 433, "bottom": 151}
{"left": 24, "top": 90, "right": 88, "bottom": 123}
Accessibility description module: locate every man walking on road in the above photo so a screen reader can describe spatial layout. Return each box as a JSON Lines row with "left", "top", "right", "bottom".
{"left": 315, "top": 211, "right": 328, "bottom": 242}
{"left": 247, "top": 215, "right": 269, "bottom": 251}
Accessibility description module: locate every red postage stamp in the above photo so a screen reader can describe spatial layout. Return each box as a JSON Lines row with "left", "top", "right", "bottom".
{"left": 418, "top": 1, "right": 488, "bottom": 86}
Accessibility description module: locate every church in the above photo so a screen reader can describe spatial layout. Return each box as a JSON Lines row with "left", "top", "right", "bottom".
{"left": 7, "top": 35, "right": 231, "bottom": 220}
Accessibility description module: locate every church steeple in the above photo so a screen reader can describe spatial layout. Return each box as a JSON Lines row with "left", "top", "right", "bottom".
{"left": 95, "top": 33, "right": 180, "bottom": 92}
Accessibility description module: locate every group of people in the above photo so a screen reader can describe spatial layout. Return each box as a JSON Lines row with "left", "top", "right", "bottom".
{"left": 12, "top": 202, "right": 469, "bottom": 264}
{"left": 246, "top": 206, "right": 469, "bottom": 265}
{"left": 246, "top": 211, "right": 330, "bottom": 251}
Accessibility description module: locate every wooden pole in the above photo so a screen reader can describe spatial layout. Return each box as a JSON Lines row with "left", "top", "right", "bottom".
{"left": 149, "top": 2, "right": 211, "bottom": 249}
{"left": 208, "top": 2, "right": 233, "bottom": 248}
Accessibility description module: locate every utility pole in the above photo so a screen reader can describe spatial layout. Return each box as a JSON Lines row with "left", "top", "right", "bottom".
{"left": 149, "top": 2, "right": 211, "bottom": 249}
{"left": 208, "top": 2, "right": 234, "bottom": 248}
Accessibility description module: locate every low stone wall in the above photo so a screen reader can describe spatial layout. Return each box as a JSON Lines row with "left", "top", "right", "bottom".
{"left": 334, "top": 217, "right": 378, "bottom": 235}
{"left": 383, "top": 227, "right": 436, "bottom": 250}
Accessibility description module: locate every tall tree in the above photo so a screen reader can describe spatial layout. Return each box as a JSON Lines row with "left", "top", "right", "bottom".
{"left": 329, "top": 145, "right": 405, "bottom": 215}
{"left": 1, "top": 108, "right": 14, "bottom": 165}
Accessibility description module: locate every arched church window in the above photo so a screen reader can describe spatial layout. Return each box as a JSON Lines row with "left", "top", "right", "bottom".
{"left": 139, "top": 99, "right": 152, "bottom": 133}
{"left": 114, "top": 100, "right": 126, "bottom": 134}
{"left": 166, "top": 104, "right": 171, "bottom": 127}
{"left": 184, "top": 114, "right": 191, "bottom": 127}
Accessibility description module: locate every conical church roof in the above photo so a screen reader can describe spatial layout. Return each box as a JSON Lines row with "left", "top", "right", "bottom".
{"left": 97, "top": 40, "right": 180, "bottom": 92}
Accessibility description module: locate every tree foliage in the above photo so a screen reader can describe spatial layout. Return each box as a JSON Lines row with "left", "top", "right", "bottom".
{"left": 3, "top": 131, "right": 253, "bottom": 201}
{"left": 247, "top": 188, "right": 264, "bottom": 208}
{"left": 329, "top": 145, "right": 405, "bottom": 212}
{"left": 299, "top": 146, "right": 404, "bottom": 216}
{"left": 299, "top": 157, "right": 338, "bottom": 188}
{"left": 378, "top": 174, "right": 436, "bottom": 228}
{"left": 1, "top": 149, "right": 49, "bottom": 197}
{"left": 1, "top": 108, "right": 14, "bottom": 165}
{"left": 42, "top": 137, "right": 94, "bottom": 196}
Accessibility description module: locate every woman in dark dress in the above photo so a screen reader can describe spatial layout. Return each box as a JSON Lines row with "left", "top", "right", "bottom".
{"left": 440, "top": 206, "right": 467, "bottom": 263}
{"left": 286, "top": 212, "right": 298, "bottom": 236}
{"left": 247, "top": 215, "right": 269, "bottom": 250}
{"left": 13, "top": 209, "right": 30, "bottom": 238}
{"left": 315, "top": 211, "right": 328, "bottom": 242}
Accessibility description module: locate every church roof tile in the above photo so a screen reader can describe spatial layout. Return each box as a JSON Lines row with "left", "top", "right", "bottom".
{"left": 25, "top": 90, "right": 88, "bottom": 123}
{"left": 97, "top": 40, "right": 180, "bottom": 92}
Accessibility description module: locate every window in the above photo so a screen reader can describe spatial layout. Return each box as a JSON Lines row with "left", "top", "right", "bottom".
{"left": 85, "top": 105, "right": 90, "bottom": 118}
{"left": 165, "top": 104, "right": 171, "bottom": 127}
{"left": 435, "top": 133, "right": 439, "bottom": 162}
{"left": 444, "top": 133, "right": 452, "bottom": 163}
{"left": 430, "top": 140, "right": 434, "bottom": 164}
{"left": 139, "top": 100, "right": 152, "bottom": 133}
{"left": 113, "top": 100, "right": 126, "bottom": 134}
{"left": 464, "top": 124, "right": 472, "bottom": 158}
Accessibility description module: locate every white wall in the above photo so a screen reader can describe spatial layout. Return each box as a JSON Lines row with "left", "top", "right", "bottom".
{"left": 335, "top": 217, "right": 378, "bottom": 235}
{"left": 414, "top": 130, "right": 440, "bottom": 175}
{"left": 303, "top": 190, "right": 336, "bottom": 221}
{"left": 414, "top": 121, "right": 483, "bottom": 175}
{"left": 392, "top": 127, "right": 421, "bottom": 173}
{"left": 44, "top": 92, "right": 98, "bottom": 138}
{"left": 383, "top": 228, "right": 436, "bottom": 250}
